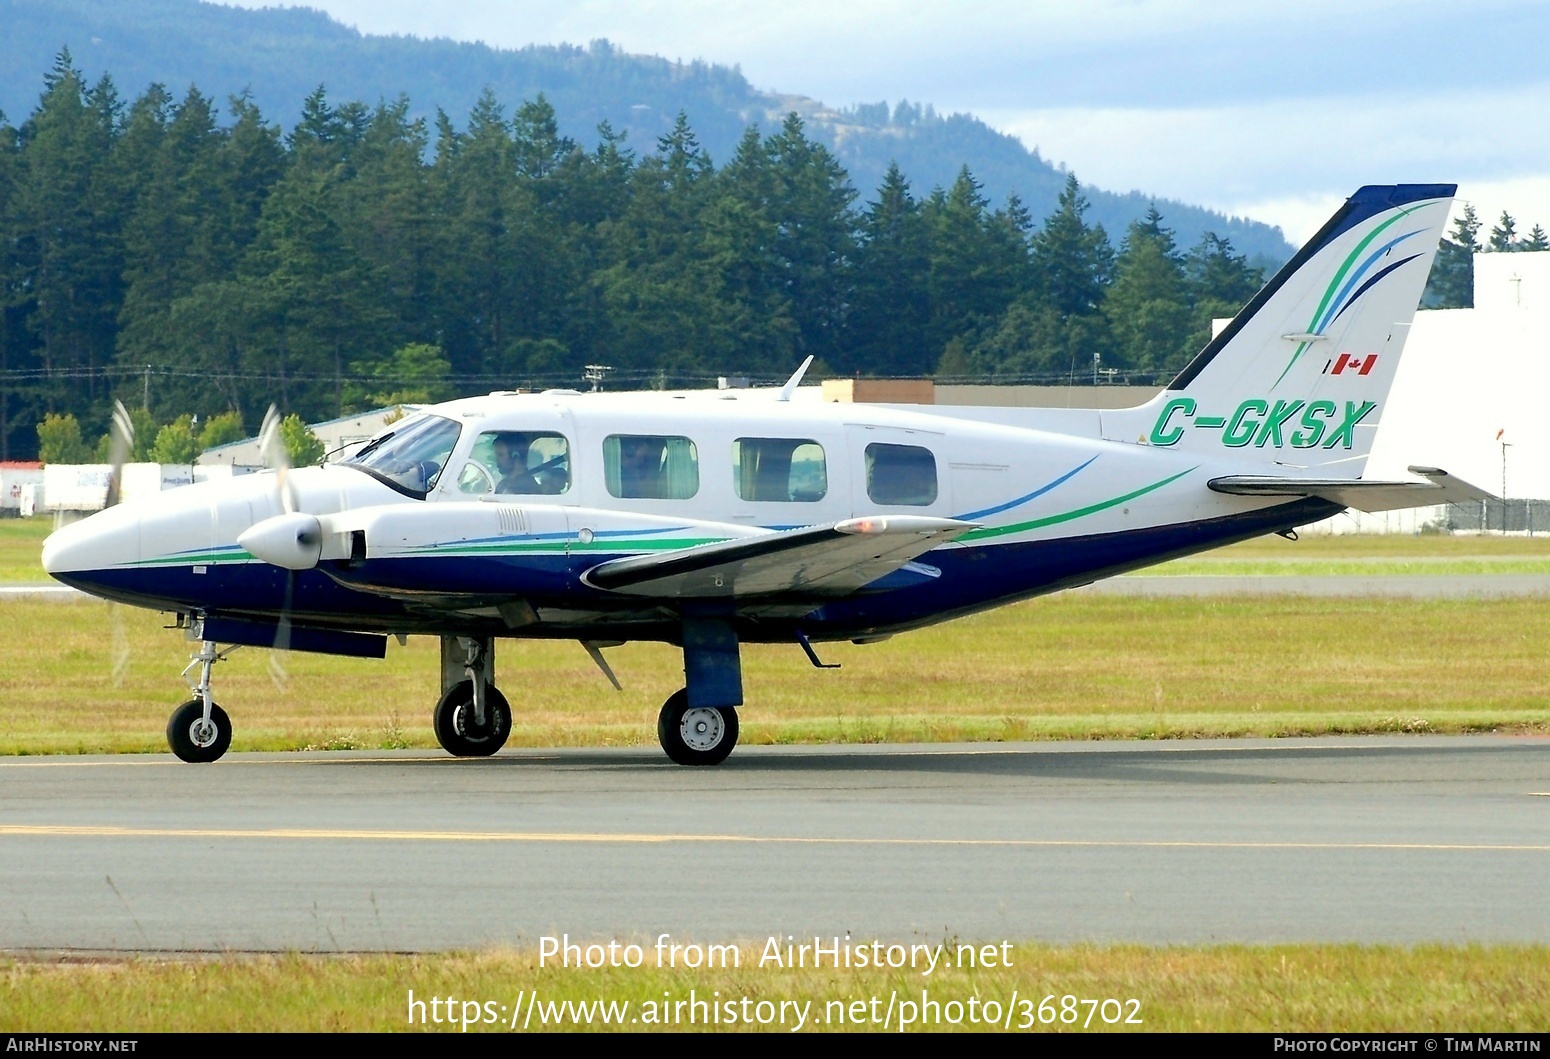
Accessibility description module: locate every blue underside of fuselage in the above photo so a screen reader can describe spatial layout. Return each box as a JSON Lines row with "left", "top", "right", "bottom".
{"left": 55, "top": 498, "right": 1342, "bottom": 644}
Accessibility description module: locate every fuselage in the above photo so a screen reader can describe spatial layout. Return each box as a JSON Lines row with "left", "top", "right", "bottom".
{"left": 43, "top": 390, "right": 1336, "bottom": 644}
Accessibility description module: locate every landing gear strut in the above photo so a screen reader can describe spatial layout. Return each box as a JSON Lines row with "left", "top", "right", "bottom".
{"left": 434, "top": 636, "right": 510, "bottom": 757}
{"left": 168, "top": 637, "right": 235, "bottom": 762}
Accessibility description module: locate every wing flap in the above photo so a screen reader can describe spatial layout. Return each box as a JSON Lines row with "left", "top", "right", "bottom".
{"left": 1208, "top": 466, "right": 1494, "bottom": 513}
{"left": 582, "top": 516, "right": 976, "bottom": 600}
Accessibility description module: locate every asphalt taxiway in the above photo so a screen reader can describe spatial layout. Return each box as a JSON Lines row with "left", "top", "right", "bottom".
{"left": 1, "top": 736, "right": 1547, "bottom": 952}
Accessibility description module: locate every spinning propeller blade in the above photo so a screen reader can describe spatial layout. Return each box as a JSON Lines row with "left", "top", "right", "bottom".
{"left": 105, "top": 400, "right": 134, "bottom": 685}
{"left": 104, "top": 400, "right": 133, "bottom": 509}
{"left": 257, "top": 404, "right": 296, "bottom": 685}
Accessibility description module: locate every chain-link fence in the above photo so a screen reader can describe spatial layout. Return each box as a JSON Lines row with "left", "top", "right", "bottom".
{"left": 1443, "top": 499, "right": 1550, "bottom": 534}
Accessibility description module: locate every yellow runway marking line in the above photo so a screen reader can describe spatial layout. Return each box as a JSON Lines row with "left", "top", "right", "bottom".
{"left": 2, "top": 824, "right": 1548, "bottom": 853}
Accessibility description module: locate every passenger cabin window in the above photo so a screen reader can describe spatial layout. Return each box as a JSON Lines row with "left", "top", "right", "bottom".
{"left": 604, "top": 435, "right": 699, "bottom": 500}
{"left": 457, "top": 431, "right": 570, "bottom": 495}
{"left": 733, "top": 438, "right": 827, "bottom": 502}
{"left": 865, "top": 443, "right": 938, "bottom": 506}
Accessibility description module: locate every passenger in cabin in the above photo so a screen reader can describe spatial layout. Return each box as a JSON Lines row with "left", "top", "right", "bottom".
{"left": 619, "top": 436, "right": 665, "bottom": 499}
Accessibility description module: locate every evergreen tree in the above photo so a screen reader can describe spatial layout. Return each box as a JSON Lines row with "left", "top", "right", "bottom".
{"left": 1103, "top": 207, "right": 1191, "bottom": 374}
{"left": 848, "top": 162, "right": 932, "bottom": 375}
{"left": 1182, "top": 232, "right": 1263, "bottom": 359}
{"left": 116, "top": 85, "right": 232, "bottom": 413}
{"left": 1523, "top": 225, "right": 1549, "bottom": 252}
{"left": 1488, "top": 211, "right": 1518, "bottom": 252}
{"left": 598, "top": 112, "right": 730, "bottom": 376}
{"left": 973, "top": 174, "right": 1114, "bottom": 381}
{"left": 1029, "top": 174, "right": 1113, "bottom": 318}
{"left": 762, "top": 113, "right": 856, "bottom": 371}
{"left": 1424, "top": 204, "right": 1481, "bottom": 308}
{"left": 707, "top": 123, "right": 799, "bottom": 373}
{"left": 0, "top": 107, "right": 26, "bottom": 459}
{"left": 923, "top": 166, "right": 1028, "bottom": 369}
{"left": 15, "top": 52, "right": 125, "bottom": 423}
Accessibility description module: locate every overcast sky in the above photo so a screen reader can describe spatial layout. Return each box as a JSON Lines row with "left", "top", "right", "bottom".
{"left": 228, "top": 0, "right": 1550, "bottom": 243}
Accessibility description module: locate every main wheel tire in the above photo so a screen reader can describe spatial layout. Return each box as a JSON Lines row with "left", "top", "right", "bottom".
{"left": 433, "top": 680, "right": 512, "bottom": 757}
{"left": 167, "top": 699, "right": 233, "bottom": 763}
{"left": 657, "top": 689, "right": 739, "bottom": 766}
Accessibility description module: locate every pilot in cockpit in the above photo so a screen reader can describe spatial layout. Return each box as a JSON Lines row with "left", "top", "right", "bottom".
{"left": 492, "top": 433, "right": 540, "bottom": 494}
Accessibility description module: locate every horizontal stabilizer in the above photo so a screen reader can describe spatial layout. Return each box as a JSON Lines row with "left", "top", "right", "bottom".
{"left": 1207, "top": 466, "right": 1494, "bottom": 513}
{"left": 582, "top": 516, "right": 975, "bottom": 600}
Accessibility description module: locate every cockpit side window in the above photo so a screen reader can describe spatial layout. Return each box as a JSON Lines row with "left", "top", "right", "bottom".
{"left": 457, "top": 431, "right": 571, "bottom": 496}
{"left": 340, "top": 414, "right": 462, "bottom": 498}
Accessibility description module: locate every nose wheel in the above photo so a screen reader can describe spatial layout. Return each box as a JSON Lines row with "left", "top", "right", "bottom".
{"left": 657, "top": 688, "right": 739, "bottom": 766}
{"left": 434, "top": 680, "right": 512, "bottom": 757}
{"left": 167, "top": 699, "right": 232, "bottom": 763}
{"left": 167, "top": 636, "right": 237, "bottom": 762}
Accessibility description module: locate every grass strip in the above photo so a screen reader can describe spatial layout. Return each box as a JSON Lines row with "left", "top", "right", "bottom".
{"left": 4, "top": 944, "right": 1547, "bottom": 1032}
{"left": 1, "top": 593, "right": 1548, "bottom": 755}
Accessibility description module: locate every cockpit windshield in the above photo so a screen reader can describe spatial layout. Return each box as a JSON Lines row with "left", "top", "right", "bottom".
{"left": 340, "top": 414, "right": 462, "bottom": 498}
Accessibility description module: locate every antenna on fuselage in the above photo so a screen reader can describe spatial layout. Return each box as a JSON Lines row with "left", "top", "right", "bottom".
{"left": 777, "top": 356, "right": 814, "bottom": 402}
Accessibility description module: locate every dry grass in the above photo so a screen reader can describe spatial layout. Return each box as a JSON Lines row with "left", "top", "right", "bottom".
{"left": 2, "top": 591, "right": 1547, "bottom": 755}
{"left": 0, "top": 517, "right": 50, "bottom": 581}
{"left": 4, "top": 943, "right": 1548, "bottom": 1032}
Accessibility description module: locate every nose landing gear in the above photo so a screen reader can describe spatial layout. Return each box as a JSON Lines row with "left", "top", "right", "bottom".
{"left": 168, "top": 637, "right": 236, "bottom": 763}
{"left": 433, "top": 635, "right": 511, "bottom": 757}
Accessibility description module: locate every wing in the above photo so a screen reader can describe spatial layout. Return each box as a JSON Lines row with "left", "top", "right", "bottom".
{"left": 581, "top": 516, "right": 976, "bottom": 600}
{"left": 1208, "top": 465, "right": 1494, "bottom": 513}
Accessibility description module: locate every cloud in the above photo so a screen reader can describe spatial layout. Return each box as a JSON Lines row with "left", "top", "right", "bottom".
{"left": 978, "top": 86, "right": 1550, "bottom": 242}
{"left": 232, "top": 1, "right": 1550, "bottom": 109}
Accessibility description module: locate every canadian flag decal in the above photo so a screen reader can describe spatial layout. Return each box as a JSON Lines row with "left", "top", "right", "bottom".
{"left": 1326, "top": 353, "right": 1378, "bottom": 376}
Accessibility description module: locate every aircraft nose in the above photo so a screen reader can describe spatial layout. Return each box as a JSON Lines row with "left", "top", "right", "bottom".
{"left": 42, "top": 505, "right": 142, "bottom": 578}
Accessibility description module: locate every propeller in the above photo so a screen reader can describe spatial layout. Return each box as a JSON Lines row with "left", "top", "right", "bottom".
{"left": 104, "top": 400, "right": 133, "bottom": 686}
{"left": 256, "top": 405, "right": 295, "bottom": 689}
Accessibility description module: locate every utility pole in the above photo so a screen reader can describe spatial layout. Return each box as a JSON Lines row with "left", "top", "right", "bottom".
{"left": 584, "top": 364, "right": 613, "bottom": 392}
{"left": 143, "top": 364, "right": 151, "bottom": 411}
{"left": 1501, "top": 436, "right": 1512, "bottom": 534}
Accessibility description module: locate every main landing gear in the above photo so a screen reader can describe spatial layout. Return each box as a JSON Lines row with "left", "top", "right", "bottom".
{"left": 654, "top": 617, "right": 744, "bottom": 766}
{"left": 433, "top": 636, "right": 511, "bottom": 757}
{"left": 168, "top": 637, "right": 235, "bottom": 763}
{"left": 657, "top": 689, "right": 739, "bottom": 766}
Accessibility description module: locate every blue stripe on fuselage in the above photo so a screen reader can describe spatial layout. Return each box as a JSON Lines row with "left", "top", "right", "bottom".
{"left": 55, "top": 497, "right": 1340, "bottom": 643}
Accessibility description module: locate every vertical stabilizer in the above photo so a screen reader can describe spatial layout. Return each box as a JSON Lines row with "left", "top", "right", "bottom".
{"left": 1107, "top": 184, "right": 1455, "bottom": 474}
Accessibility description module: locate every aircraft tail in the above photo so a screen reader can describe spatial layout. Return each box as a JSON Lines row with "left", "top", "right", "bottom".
{"left": 1107, "top": 184, "right": 1455, "bottom": 474}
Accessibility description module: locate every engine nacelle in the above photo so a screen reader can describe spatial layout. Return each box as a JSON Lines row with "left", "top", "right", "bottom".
{"left": 238, "top": 512, "right": 324, "bottom": 571}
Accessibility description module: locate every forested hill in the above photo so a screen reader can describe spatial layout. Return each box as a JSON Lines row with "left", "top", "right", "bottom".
{"left": 0, "top": 0, "right": 1292, "bottom": 263}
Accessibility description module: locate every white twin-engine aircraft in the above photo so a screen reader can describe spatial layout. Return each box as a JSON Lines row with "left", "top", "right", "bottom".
{"left": 44, "top": 184, "right": 1491, "bottom": 766}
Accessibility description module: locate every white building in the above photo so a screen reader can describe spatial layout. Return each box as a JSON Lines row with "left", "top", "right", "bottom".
{"left": 1366, "top": 251, "right": 1550, "bottom": 500}
{"left": 196, "top": 405, "right": 418, "bottom": 469}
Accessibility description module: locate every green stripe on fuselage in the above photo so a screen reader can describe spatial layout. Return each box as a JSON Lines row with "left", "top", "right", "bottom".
{"left": 959, "top": 467, "right": 1197, "bottom": 543}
